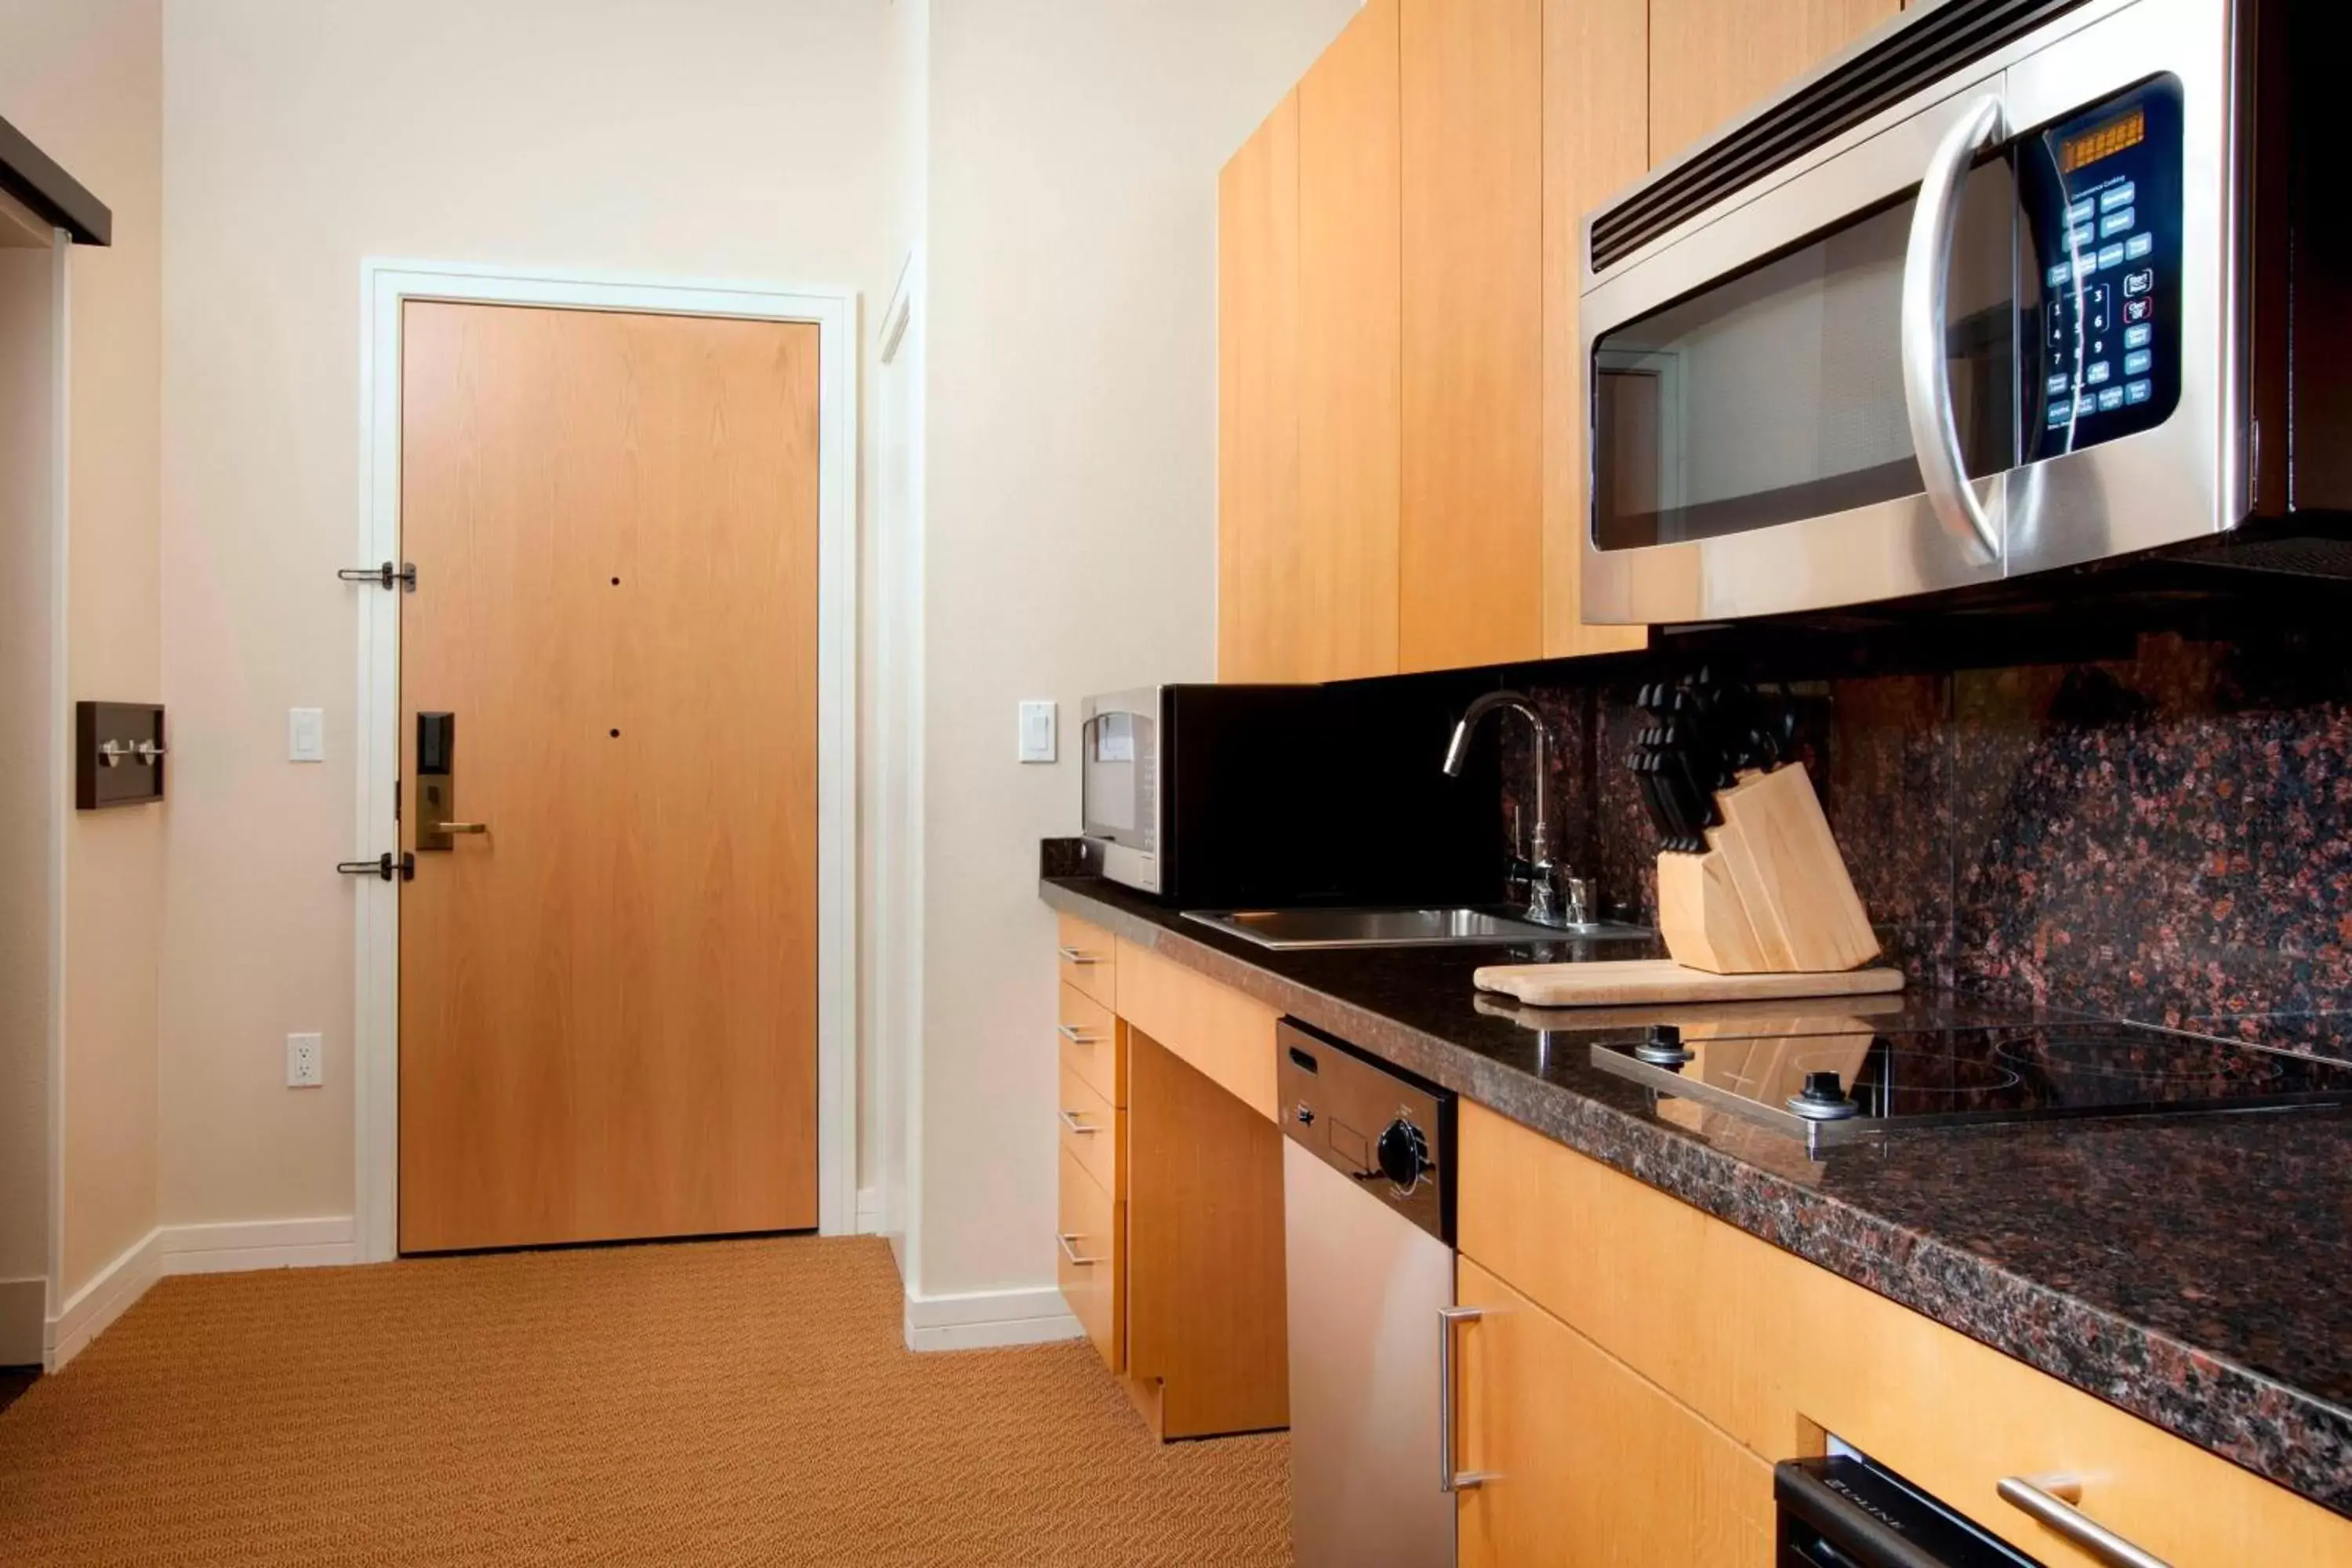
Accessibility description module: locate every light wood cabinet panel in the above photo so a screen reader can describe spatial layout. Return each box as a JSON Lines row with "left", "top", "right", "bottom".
{"left": 1113, "top": 937, "right": 1279, "bottom": 1120}
{"left": 1294, "top": 0, "right": 1403, "bottom": 682}
{"left": 1217, "top": 95, "right": 1303, "bottom": 683}
{"left": 1459, "top": 1102, "right": 2352, "bottom": 1566}
{"left": 1055, "top": 1056, "right": 1120, "bottom": 1195}
{"left": 1399, "top": 0, "right": 1544, "bottom": 673}
{"left": 1647, "top": 0, "right": 1899, "bottom": 168}
{"left": 1055, "top": 913, "right": 1116, "bottom": 1011}
{"left": 1057, "top": 982, "right": 1123, "bottom": 1106}
{"left": 1540, "top": 0, "right": 1653, "bottom": 661}
{"left": 1056, "top": 1143, "right": 1123, "bottom": 1374}
{"left": 1456, "top": 1260, "right": 1775, "bottom": 1567}
{"left": 1051, "top": 930, "right": 1287, "bottom": 1440}
{"left": 1125, "top": 1029, "right": 1289, "bottom": 1439}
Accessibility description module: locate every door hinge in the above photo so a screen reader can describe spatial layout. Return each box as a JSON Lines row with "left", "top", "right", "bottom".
{"left": 338, "top": 561, "right": 417, "bottom": 592}
{"left": 336, "top": 851, "right": 414, "bottom": 882}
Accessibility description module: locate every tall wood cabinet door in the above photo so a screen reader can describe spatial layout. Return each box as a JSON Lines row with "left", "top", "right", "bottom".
{"left": 1455, "top": 1260, "right": 1775, "bottom": 1568}
{"left": 1295, "top": 0, "right": 1403, "bottom": 682}
{"left": 1647, "top": 0, "right": 1900, "bottom": 166}
{"left": 1540, "top": 0, "right": 1652, "bottom": 661}
{"left": 1399, "top": 0, "right": 1544, "bottom": 673}
{"left": 1217, "top": 95, "right": 1302, "bottom": 683}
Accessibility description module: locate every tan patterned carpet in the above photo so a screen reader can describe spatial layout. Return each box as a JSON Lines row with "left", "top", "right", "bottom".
{"left": 0, "top": 1236, "right": 1289, "bottom": 1566}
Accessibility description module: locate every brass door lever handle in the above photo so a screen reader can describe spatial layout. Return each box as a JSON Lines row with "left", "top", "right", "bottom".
{"left": 436, "top": 822, "right": 489, "bottom": 834}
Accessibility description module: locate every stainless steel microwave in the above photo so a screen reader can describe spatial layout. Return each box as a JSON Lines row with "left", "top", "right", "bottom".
{"left": 1581, "top": 0, "right": 2351, "bottom": 624}
{"left": 1079, "top": 684, "right": 1503, "bottom": 906}
{"left": 1080, "top": 684, "right": 1329, "bottom": 902}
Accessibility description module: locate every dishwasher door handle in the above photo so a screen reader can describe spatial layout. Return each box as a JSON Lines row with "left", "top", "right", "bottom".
{"left": 1439, "top": 1305, "right": 1496, "bottom": 1493}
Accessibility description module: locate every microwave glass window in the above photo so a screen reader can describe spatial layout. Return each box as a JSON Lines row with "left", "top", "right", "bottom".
{"left": 1592, "top": 161, "right": 2016, "bottom": 553}
{"left": 2021, "top": 76, "right": 2183, "bottom": 460}
{"left": 1080, "top": 710, "right": 1156, "bottom": 851}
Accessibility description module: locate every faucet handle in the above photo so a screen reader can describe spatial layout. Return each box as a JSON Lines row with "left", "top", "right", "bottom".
{"left": 1560, "top": 875, "right": 1593, "bottom": 927}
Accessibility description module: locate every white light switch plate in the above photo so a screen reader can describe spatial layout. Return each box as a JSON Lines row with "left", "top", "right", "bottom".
{"left": 1018, "top": 700, "right": 1057, "bottom": 764}
{"left": 289, "top": 707, "right": 325, "bottom": 762}
{"left": 286, "top": 1032, "right": 324, "bottom": 1088}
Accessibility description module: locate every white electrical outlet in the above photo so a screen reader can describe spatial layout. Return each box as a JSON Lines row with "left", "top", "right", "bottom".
{"left": 286, "top": 1033, "right": 324, "bottom": 1088}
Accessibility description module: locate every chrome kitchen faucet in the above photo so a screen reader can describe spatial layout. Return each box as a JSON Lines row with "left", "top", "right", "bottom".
{"left": 1442, "top": 690, "right": 1592, "bottom": 929}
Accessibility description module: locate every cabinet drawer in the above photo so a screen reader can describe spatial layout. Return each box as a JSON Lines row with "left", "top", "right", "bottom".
{"left": 1456, "top": 1260, "right": 1773, "bottom": 1567}
{"left": 1056, "top": 914, "right": 1117, "bottom": 1010}
{"left": 1057, "top": 1057, "right": 1122, "bottom": 1196}
{"left": 1058, "top": 1143, "right": 1124, "bottom": 1374}
{"left": 1458, "top": 1101, "right": 2352, "bottom": 1567}
{"left": 1057, "top": 983, "right": 1123, "bottom": 1106}
{"left": 1112, "top": 936, "right": 1279, "bottom": 1120}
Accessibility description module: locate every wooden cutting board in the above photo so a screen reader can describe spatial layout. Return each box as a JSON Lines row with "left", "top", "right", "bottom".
{"left": 1472, "top": 958, "right": 1906, "bottom": 1007}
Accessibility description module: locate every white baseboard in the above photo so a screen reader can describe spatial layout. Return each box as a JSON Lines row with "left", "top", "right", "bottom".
{"left": 902, "top": 1283, "right": 1083, "bottom": 1352}
{"left": 46, "top": 1227, "right": 162, "bottom": 1372}
{"left": 0, "top": 1276, "right": 45, "bottom": 1366}
{"left": 856, "top": 1185, "right": 881, "bottom": 1235}
{"left": 160, "top": 1217, "right": 357, "bottom": 1277}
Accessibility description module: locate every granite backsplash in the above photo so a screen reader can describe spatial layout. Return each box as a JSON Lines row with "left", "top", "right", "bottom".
{"left": 1486, "top": 612, "right": 2352, "bottom": 1064}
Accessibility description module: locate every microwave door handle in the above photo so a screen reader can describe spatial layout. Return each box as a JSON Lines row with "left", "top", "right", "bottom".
{"left": 1900, "top": 92, "right": 2006, "bottom": 567}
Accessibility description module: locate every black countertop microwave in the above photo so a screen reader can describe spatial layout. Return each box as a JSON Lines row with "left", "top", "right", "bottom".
{"left": 1579, "top": 0, "right": 2351, "bottom": 624}
{"left": 1078, "top": 683, "right": 1500, "bottom": 909}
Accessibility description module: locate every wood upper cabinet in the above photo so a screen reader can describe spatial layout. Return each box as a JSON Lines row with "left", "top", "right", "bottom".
{"left": 1295, "top": 0, "right": 1403, "bottom": 682}
{"left": 1647, "top": 0, "right": 1901, "bottom": 166}
{"left": 1218, "top": 5, "right": 1401, "bottom": 685}
{"left": 1216, "top": 94, "right": 1302, "bottom": 684}
{"left": 1541, "top": 0, "right": 1653, "bottom": 661}
{"left": 1398, "top": 0, "right": 1544, "bottom": 673}
{"left": 1455, "top": 1259, "right": 1775, "bottom": 1566}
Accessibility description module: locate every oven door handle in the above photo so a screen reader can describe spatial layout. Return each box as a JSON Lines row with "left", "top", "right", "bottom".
{"left": 1900, "top": 91, "right": 2007, "bottom": 567}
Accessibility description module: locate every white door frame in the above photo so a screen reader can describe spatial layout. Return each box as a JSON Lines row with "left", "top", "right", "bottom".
{"left": 352, "top": 260, "right": 859, "bottom": 1262}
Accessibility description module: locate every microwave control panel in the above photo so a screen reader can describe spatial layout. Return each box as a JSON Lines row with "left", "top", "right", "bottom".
{"left": 2020, "top": 75, "right": 2183, "bottom": 460}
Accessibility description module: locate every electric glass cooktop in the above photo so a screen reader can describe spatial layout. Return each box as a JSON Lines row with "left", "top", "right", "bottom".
{"left": 1590, "top": 1019, "right": 2352, "bottom": 1154}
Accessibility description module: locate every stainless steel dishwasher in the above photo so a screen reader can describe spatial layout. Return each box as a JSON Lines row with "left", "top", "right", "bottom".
{"left": 1278, "top": 1018, "right": 1457, "bottom": 1568}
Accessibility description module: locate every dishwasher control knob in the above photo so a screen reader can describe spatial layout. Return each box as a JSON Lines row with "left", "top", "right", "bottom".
{"left": 1376, "top": 1117, "right": 1430, "bottom": 1189}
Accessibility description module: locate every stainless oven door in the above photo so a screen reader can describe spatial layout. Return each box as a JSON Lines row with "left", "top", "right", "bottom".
{"left": 1581, "top": 0, "right": 2244, "bottom": 624}
{"left": 1079, "top": 688, "right": 1161, "bottom": 892}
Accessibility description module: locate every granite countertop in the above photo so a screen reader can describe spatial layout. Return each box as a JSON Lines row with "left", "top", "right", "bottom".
{"left": 1040, "top": 873, "right": 2352, "bottom": 1519}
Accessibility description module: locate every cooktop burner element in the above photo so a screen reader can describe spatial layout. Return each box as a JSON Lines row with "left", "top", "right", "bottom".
{"left": 1591, "top": 1019, "right": 2352, "bottom": 1154}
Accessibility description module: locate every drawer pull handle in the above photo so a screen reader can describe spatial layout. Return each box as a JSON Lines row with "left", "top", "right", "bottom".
{"left": 1997, "top": 1476, "right": 2172, "bottom": 1568}
{"left": 1439, "top": 1305, "right": 1497, "bottom": 1493}
{"left": 1056, "top": 1232, "right": 1102, "bottom": 1266}
{"left": 1056, "top": 946, "right": 1103, "bottom": 965}
{"left": 1056, "top": 1023, "right": 1107, "bottom": 1044}
{"left": 1058, "top": 1109, "right": 1102, "bottom": 1135}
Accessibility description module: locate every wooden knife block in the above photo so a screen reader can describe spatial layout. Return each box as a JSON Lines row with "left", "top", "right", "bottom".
{"left": 1654, "top": 762, "right": 1879, "bottom": 975}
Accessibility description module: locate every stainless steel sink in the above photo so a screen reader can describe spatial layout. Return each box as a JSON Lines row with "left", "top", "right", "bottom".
{"left": 1180, "top": 906, "right": 1653, "bottom": 951}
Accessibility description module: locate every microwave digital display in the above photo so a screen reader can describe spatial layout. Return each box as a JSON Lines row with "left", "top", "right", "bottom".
{"left": 2058, "top": 107, "right": 2145, "bottom": 173}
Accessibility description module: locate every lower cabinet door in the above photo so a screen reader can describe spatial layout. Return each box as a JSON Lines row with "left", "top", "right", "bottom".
{"left": 1454, "top": 1259, "right": 1773, "bottom": 1567}
{"left": 1058, "top": 1143, "right": 1124, "bottom": 1373}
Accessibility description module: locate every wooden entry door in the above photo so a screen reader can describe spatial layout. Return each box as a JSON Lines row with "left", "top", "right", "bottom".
{"left": 397, "top": 300, "right": 820, "bottom": 1254}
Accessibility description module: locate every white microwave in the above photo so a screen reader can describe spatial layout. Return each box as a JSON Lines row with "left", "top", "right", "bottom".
{"left": 1581, "top": 0, "right": 2350, "bottom": 625}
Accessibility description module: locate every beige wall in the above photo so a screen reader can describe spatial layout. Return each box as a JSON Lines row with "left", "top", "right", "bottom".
{"left": 913, "top": 0, "right": 1357, "bottom": 1297}
{"left": 0, "top": 0, "right": 167, "bottom": 1304}
{"left": 0, "top": 238, "right": 60, "bottom": 1314}
{"left": 158, "top": 0, "right": 901, "bottom": 1227}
